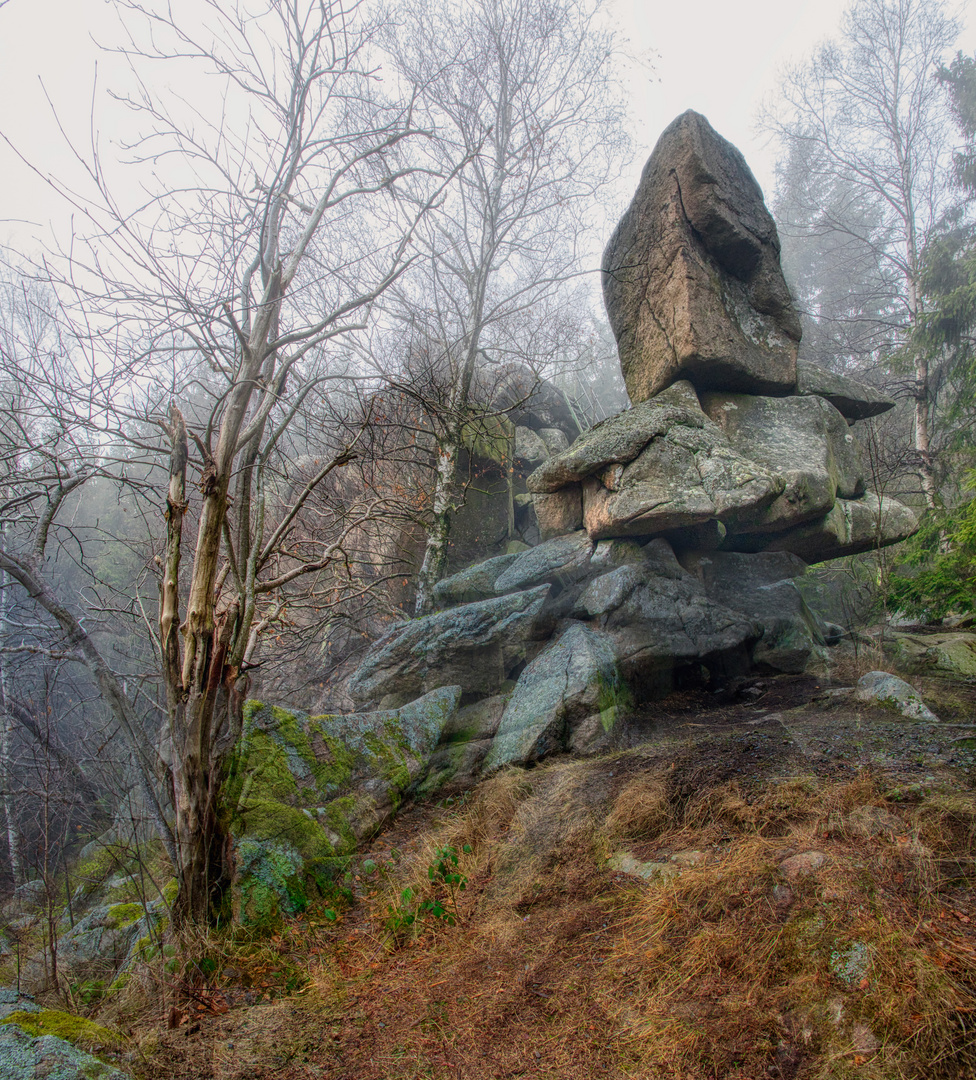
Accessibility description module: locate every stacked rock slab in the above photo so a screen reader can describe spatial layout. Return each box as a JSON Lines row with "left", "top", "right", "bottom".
{"left": 531, "top": 109, "right": 915, "bottom": 566}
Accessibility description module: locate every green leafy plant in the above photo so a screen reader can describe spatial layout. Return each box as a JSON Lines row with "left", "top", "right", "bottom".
{"left": 384, "top": 844, "right": 473, "bottom": 943}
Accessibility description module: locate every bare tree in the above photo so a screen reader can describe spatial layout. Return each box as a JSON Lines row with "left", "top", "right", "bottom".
{"left": 0, "top": 0, "right": 443, "bottom": 926}
{"left": 380, "top": 0, "right": 629, "bottom": 613}
{"left": 763, "top": 0, "right": 959, "bottom": 507}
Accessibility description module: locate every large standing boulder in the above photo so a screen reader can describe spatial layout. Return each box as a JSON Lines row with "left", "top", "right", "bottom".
{"left": 702, "top": 392, "right": 866, "bottom": 535}
{"left": 347, "top": 586, "right": 551, "bottom": 702}
{"left": 602, "top": 110, "right": 800, "bottom": 402}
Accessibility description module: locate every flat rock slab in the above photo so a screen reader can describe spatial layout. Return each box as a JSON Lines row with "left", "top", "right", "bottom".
{"left": 796, "top": 359, "right": 895, "bottom": 421}
{"left": 348, "top": 586, "right": 551, "bottom": 701}
{"left": 483, "top": 623, "right": 620, "bottom": 771}
{"left": 602, "top": 110, "right": 800, "bottom": 402}
{"left": 754, "top": 491, "right": 918, "bottom": 563}
{"left": 493, "top": 532, "right": 595, "bottom": 594}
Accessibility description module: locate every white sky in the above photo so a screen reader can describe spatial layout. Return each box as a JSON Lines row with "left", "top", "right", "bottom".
{"left": 0, "top": 0, "right": 973, "bottom": 253}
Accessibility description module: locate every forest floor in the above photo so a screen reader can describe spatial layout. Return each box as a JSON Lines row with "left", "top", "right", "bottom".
{"left": 105, "top": 665, "right": 976, "bottom": 1079}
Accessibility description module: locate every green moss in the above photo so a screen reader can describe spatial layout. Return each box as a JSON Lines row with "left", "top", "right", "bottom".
{"left": 1, "top": 1009, "right": 123, "bottom": 1052}
{"left": 106, "top": 903, "right": 145, "bottom": 929}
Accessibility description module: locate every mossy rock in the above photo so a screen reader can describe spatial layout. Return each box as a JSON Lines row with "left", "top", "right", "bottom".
{"left": 230, "top": 687, "right": 461, "bottom": 923}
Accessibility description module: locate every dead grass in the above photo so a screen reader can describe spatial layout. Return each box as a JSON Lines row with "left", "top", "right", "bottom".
{"left": 118, "top": 750, "right": 976, "bottom": 1080}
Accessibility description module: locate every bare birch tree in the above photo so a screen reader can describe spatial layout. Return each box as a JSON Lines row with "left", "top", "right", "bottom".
{"left": 381, "top": 0, "right": 629, "bottom": 613}
{"left": 0, "top": 0, "right": 441, "bottom": 926}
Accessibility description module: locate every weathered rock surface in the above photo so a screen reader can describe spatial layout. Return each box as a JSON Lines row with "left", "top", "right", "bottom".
{"left": 756, "top": 491, "right": 918, "bottom": 563}
{"left": 493, "top": 532, "right": 595, "bottom": 594}
{"left": 533, "top": 486, "right": 583, "bottom": 541}
{"left": 795, "top": 360, "right": 895, "bottom": 422}
{"left": 855, "top": 671, "right": 939, "bottom": 722}
{"left": 432, "top": 552, "right": 520, "bottom": 607}
{"left": 483, "top": 624, "right": 621, "bottom": 771}
{"left": 702, "top": 393, "right": 866, "bottom": 533}
{"left": 681, "top": 550, "right": 828, "bottom": 673}
{"left": 528, "top": 392, "right": 782, "bottom": 540}
{"left": 887, "top": 631, "right": 976, "bottom": 682}
{"left": 348, "top": 586, "right": 551, "bottom": 702}
{"left": 602, "top": 110, "right": 800, "bottom": 402}
{"left": 234, "top": 688, "right": 460, "bottom": 920}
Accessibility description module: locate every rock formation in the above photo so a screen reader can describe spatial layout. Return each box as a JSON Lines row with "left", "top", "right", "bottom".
{"left": 344, "top": 109, "right": 917, "bottom": 788}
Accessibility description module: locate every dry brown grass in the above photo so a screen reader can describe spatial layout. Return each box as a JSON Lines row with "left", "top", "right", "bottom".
{"left": 121, "top": 753, "right": 976, "bottom": 1080}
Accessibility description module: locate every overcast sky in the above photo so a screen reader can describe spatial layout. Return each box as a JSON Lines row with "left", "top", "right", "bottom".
{"left": 1, "top": 0, "right": 973, "bottom": 253}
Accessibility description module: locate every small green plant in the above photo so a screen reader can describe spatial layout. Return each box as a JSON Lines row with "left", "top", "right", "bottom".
{"left": 419, "top": 845, "right": 472, "bottom": 926}
{"left": 384, "top": 844, "right": 473, "bottom": 943}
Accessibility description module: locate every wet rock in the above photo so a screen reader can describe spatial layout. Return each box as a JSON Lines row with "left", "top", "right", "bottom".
{"left": 888, "top": 631, "right": 976, "bottom": 682}
{"left": 702, "top": 392, "right": 866, "bottom": 534}
{"left": 755, "top": 491, "right": 918, "bottom": 563}
{"left": 483, "top": 624, "right": 621, "bottom": 770}
{"left": 493, "top": 532, "right": 595, "bottom": 594}
{"left": 681, "top": 550, "right": 827, "bottom": 673}
{"left": 433, "top": 552, "right": 521, "bottom": 606}
{"left": 533, "top": 486, "right": 583, "bottom": 541}
{"left": 602, "top": 110, "right": 800, "bottom": 402}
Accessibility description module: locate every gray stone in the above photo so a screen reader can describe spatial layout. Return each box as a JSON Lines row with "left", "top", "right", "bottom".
{"left": 607, "top": 851, "right": 678, "bottom": 883}
{"left": 574, "top": 541, "right": 761, "bottom": 690}
{"left": 681, "top": 550, "right": 827, "bottom": 674}
{"left": 757, "top": 491, "right": 918, "bottom": 563}
{"left": 532, "top": 486, "right": 583, "bottom": 541}
{"left": 855, "top": 671, "right": 939, "bottom": 722}
{"left": 779, "top": 850, "right": 828, "bottom": 879}
{"left": 796, "top": 359, "right": 895, "bottom": 421}
{"left": 0, "top": 1011, "right": 130, "bottom": 1079}
{"left": 348, "top": 586, "right": 551, "bottom": 702}
{"left": 493, "top": 532, "right": 594, "bottom": 594}
{"left": 602, "top": 110, "right": 800, "bottom": 402}
{"left": 483, "top": 624, "right": 622, "bottom": 771}
{"left": 433, "top": 552, "right": 520, "bottom": 606}
{"left": 514, "top": 425, "right": 549, "bottom": 467}
{"left": 702, "top": 393, "right": 866, "bottom": 534}
{"left": 489, "top": 363, "right": 581, "bottom": 438}
{"left": 537, "top": 427, "right": 570, "bottom": 455}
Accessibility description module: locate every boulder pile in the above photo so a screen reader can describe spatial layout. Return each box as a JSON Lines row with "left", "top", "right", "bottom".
{"left": 347, "top": 110, "right": 918, "bottom": 784}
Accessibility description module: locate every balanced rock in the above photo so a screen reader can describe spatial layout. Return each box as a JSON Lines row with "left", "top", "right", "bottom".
{"left": 602, "top": 110, "right": 800, "bottom": 402}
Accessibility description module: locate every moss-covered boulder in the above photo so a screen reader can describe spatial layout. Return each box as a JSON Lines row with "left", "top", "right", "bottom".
{"left": 0, "top": 989, "right": 129, "bottom": 1079}
{"left": 232, "top": 686, "right": 461, "bottom": 922}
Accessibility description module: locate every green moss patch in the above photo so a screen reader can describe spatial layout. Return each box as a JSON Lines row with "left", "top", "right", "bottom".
{"left": 1, "top": 1009, "right": 123, "bottom": 1052}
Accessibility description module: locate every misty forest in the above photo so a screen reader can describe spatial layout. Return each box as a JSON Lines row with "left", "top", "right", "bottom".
{"left": 1, "top": 0, "right": 976, "bottom": 1077}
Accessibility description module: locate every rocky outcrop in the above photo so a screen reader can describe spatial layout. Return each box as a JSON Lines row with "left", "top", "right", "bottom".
{"left": 602, "top": 110, "right": 800, "bottom": 402}
{"left": 532, "top": 111, "right": 917, "bottom": 568}
{"left": 348, "top": 587, "right": 551, "bottom": 702}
